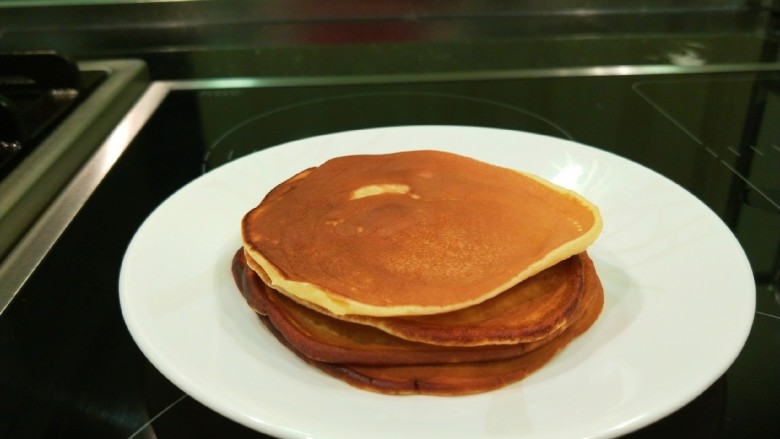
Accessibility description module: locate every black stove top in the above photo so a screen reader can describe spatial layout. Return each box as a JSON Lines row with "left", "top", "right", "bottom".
{"left": 1, "top": 64, "right": 779, "bottom": 438}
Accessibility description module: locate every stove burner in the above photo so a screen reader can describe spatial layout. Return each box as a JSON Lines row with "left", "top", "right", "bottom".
{"left": 0, "top": 52, "right": 103, "bottom": 179}
{"left": 203, "top": 91, "right": 573, "bottom": 173}
{"left": 0, "top": 94, "right": 25, "bottom": 169}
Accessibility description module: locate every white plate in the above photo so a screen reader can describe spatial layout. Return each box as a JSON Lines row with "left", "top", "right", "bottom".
{"left": 120, "top": 126, "right": 755, "bottom": 439}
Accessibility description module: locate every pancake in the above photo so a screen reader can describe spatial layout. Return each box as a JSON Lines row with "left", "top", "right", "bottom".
{"left": 232, "top": 249, "right": 573, "bottom": 365}
{"left": 258, "top": 253, "right": 604, "bottom": 396}
{"left": 244, "top": 248, "right": 587, "bottom": 346}
{"left": 242, "top": 150, "right": 602, "bottom": 317}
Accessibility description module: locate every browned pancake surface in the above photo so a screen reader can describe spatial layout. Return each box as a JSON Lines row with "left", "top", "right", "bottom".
{"left": 242, "top": 150, "right": 602, "bottom": 316}
{"left": 261, "top": 253, "right": 604, "bottom": 396}
{"left": 244, "top": 249, "right": 586, "bottom": 346}
{"left": 232, "top": 249, "right": 568, "bottom": 365}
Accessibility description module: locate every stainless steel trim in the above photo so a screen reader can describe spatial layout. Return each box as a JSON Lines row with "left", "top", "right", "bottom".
{"left": 166, "top": 63, "right": 780, "bottom": 90}
{"left": 0, "top": 78, "right": 165, "bottom": 314}
{"left": 0, "top": 59, "right": 149, "bottom": 260}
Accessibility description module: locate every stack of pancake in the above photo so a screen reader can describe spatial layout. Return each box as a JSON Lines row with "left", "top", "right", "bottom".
{"left": 233, "top": 150, "right": 603, "bottom": 396}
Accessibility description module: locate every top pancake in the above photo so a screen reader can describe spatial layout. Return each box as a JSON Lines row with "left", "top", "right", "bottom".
{"left": 242, "top": 150, "right": 602, "bottom": 317}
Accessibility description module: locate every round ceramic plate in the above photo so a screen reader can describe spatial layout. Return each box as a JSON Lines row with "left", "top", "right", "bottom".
{"left": 120, "top": 126, "right": 755, "bottom": 439}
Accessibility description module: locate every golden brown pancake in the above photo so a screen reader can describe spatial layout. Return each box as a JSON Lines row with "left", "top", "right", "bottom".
{"left": 242, "top": 150, "right": 602, "bottom": 317}
{"left": 232, "top": 249, "right": 572, "bottom": 365}
{"left": 258, "top": 253, "right": 604, "bottom": 396}
{"left": 243, "top": 248, "right": 586, "bottom": 346}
